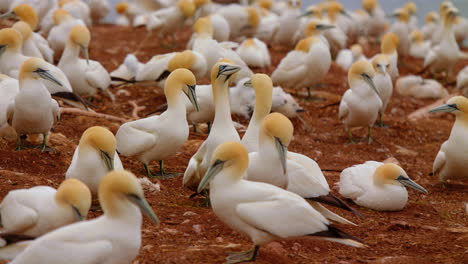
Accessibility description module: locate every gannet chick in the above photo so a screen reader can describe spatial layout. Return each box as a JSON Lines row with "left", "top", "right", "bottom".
{"left": 58, "top": 25, "right": 112, "bottom": 99}
{"left": 198, "top": 141, "right": 364, "bottom": 263}
{"left": 66, "top": 126, "right": 124, "bottom": 195}
{"left": 241, "top": 74, "right": 273, "bottom": 153}
{"left": 0, "top": 4, "right": 54, "bottom": 63}
{"left": 117, "top": 69, "right": 199, "bottom": 178}
{"left": 247, "top": 113, "right": 360, "bottom": 224}
{"left": 271, "top": 86, "right": 304, "bottom": 118}
{"left": 371, "top": 54, "right": 392, "bottom": 126}
{"left": 380, "top": 32, "right": 399, "bottom": 81}
{"left": 362, "top": 0, "right": 386, "bottom": 40}
{"left": 0, "top": 179, "right": 91, "bottom": 243}
{"left": 456, "top": 66, "right": 468, "bottom": 97}
{"left": 218, "top": 5, "right": 260, "bottom": 40}
{"left": 396, "top": 75, "right": 447, "bottom": 99}
{"left": 0, "top": 74, "right": 18, "bottom": 137}
{"left": 1, "top": 170, "right": 159, "bottom": 263}
{"left": 421, "top": 12, "right": 439, "bottom": 40}
{"left": 89, "top": 0, "right": 111, "bottom": 24}
{"left": 336, "top": 44, "right": 365, "bottom": 71}
{"left": 183, "top": 61, "right": 241, "bottom": 191}
{"left": 430, "top": 96, "right": 468, "bottom": 183}
{"left": 236, "top": 38, "right": 270, "bottom": 68}
{"left": 7, "top": 58, "right": 62, "bottom": 151}
{"left": 339, "top": 161, "right": 427, "bottom": 211}
{"left": 409, "top": 30, "right": 430, "bottom": 59}
{"left": 339, "top": 60, "right": 381, "bottom": 143}
{"left": 47, "top": 9, "right": 86, "bottom": 61}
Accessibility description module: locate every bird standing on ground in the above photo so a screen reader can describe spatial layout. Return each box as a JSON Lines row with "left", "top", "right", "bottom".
{"left": 371, "top": 54, "right": 392, "bottom": 127}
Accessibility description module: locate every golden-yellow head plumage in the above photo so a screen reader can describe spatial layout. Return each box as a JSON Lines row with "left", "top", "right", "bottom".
{"left": 177, "top": 0, "right": 196, "bottom": 18}
{"left": 262, "top": 112, "right": 294, "bottom": 146}
{"left": 443, "top": 7, "right": 459, "bottom": 27}
{"left": 362, "top": 0, "right": 376, "bottom": 12}
{"left": 348, "top": 60, "right": 375, "bottom": 82}
{"left": 115, "top": 2, "right": 129, "bottom": 14}
{"left": 168, "top": 50, "right": 196, "bottom": 72}
{"left": 425, "top": 12, "right": 438, "bottom": 23}
{"left": 79, "top": 126, "right": 117, "bottom": 156}
{"left": 257, "top": 0, "right": 273, "bottom": 10}
{"left": 210, "top": 59, "right": 237, "bottom": 83}
{"left": 374, "top": 163, "right": 406, "bottom": 185}
{"left": 350, "top": 44, "right": 363, "bottom": 56}
{"left": 380, "top": 32, "right": 399, "bottom": 54}
{"left": 393, "top": 8, "right": 409, "bottom": 22}
{"left": 211, "top": 142, "right": 249, "bottom": 177}
{"left": 12, "top": 21, "right": 32, "bottom": 40}
{"left": 242, "top": 38, "right": 256, "bottom": 47}
{"left": 446, "top": 96, "right": 468, "bottom": 115}
{"left": 439, "top": 1, "right": 453, "bottom": 15}
{"left": 19, "top": 57, "right": 46, "bottom": 81}
{"left": 194, "top": 16, "right": 213, "bottom": 36}
{"left": 410, "top": 30, "right": 423, "bottom": 43}
{"left": 404, "top": 2, "right": 417, "bottom": 15}
{"left": 69, "top": 25, "right": 90, "bottom": 47}
{"left": 11, "top": 4, "right": 38, "bottom": 30}
{"left": 99, "top": 170, "right": 144, "bottom": 214}
{"left": 194, "top": 0, "right": 211, "bottom": 8}
{"left": 53, "top": 9, "right": 71, "bottom": 25}
{"left": 0, "top": 28, "right": 22, "bottom": 50}
{"left": 246, "top": 7, "right": 260, "bottom": 28}
{"left": 371, "top": 54, "right": 390, "bottom": 74}
{"left": 294, "top": 36, "right": 319, "bottom": 52}
{"left": 55, "top": 178, "right": 92, "bottom": 220}
{"left": 165, "top": 68, "right": 196, "bottom": 101}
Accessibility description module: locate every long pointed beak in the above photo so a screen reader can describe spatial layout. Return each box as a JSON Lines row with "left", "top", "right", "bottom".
{"left": 197, "top": 159, "right": 224, "bottom": 193}
{"left": 362, "top": 73, "right": 380, "bottom": 96}
{"left": 0, "top": 12, "right": 17, "bottom": 20}
{"left": 184, "top": 84, "right": 199, "bottom": 112}
{"left": 0, "top": 45, "right": 6, "bottom": 57}
{"left": 37, "top": 69, "right": 63, "bottom": 87}
{"left": 217, "top": 65, "right": 241, "bottom": 79}
{"left": 429, "top": 104, "right": 458, "bottom": 113}
{"left": 80, "top": 45, "right": 89, "bottom": 65}
{"left": 127, "top": 194, "right": 160, "bottom": 225}
{"left": 72, "top": 206, "right": 86, "bottom": 221}
{"left": 378, "top": 65, "right": 387, "bottom": 74}
{"left": 317, "top": 24, "right": 336, "bottom": 31}
{"left": 101, "top": 151, "right": 114, "bottom": 171}
{"left": 274, "top": 137, "right": 287, "bottom": 175}
{"left": 297, "top": 11, "right": 313, "bottom": 18}
{"left": 243, "top": 79, "right": 253, "bottom": 87}
{"left": 396, "top": 176, "right": 428, "bottom": 194}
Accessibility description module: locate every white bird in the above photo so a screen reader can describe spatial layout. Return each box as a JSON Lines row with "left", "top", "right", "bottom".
{"left": 0, "top": 179, "right": 91, "bottom": 243}
{"left": 241, "top": 74, "right": 272, "bottom": 153}
{"left": 431, "top": 1, "right": 455, "bottom": 46}
{"left": 421, "top": 12, "right": 439, "bottom": 40}
{"left": 59, "top": 0, "right": 92, "bottom": 27}
{"left": 0, "top": 170, "right": 159, "bottom": 263}
{"left": 380, "top": 32, "right": 399, "bottom": 81}
{"left": 187, "top": 14, "right": 231, "bottom": 47}
{"left": 371, "top": 54, "right": 392, "bottom": 126}
{"left": 255, "top": 2, "right": 279, "bottom": 44}
{"left": 146, "top": 0, "right": 196, "bottom": 40}
{"left": 293, "top": 5, "right": 322, "bottom": 44}
{"left": 361, "top": 0, "right": 386, "bottom": 40}
{"left": 218, "top": 5, "right": 260, "bottom": 40}
{"left": 0, "top": 4, "right": 54, "bottom": 63}
{"left": 58, "top": 25, "right": 112, "bottom": 99}
{"left": 336, "top": 44, "right": 365, "bottom": 71}
{"left": 322, "top": 2, "right": 348, "bottom": 59}
{"left": 454, "top": 16, "right": 468, "bottom": 46}
{"left": 114, "top": 2, "right": 133, "bottom": 26}
{"left": 11, "top": 21, "right": 42, "bottom": 60}
{"left": 8, "top": 0, "right": 55, "bottom": 21}
{"left": 117, "top": 69, "right": 199, "bottom": 178}
{"left": 430, "top": 96, "right": 468, "bottom": 183}
{"left": 184, "top": 83, "right": 214, "bottom": 131}
{"left": 236, "top": 38, "right": 270, "bottom": 68}
{"left": 409, "top": 30, "right": 430, "bottom": 59}
{"left": 193, "top": 0, "right": 219, "bottom": 19}
{"left": 66, "top": 126, "right": 124, "bottom": 195}
{"left": 395, "top": 75, "right": 447, "bottom": 99}
{"left": 0, "top": 74, "right": 18, "bottom": 137}
{"left": 339, "top": 60, "right": 381, "bottom": 143}
{"left": 47, "top": 9, "right": 86, "bottom": 61}
{"left": 271, "top": 86, "right": 304, "bottom": 118}
{"left": 246, "top": 113, "right": 360, "bottom": 224}
{"left": 271, "top": 0, "right": 301, "bottom": 48}
{"left": 110, "top": 53, "right": 143, "bottom": 85}
{"left": 7, "top": 57, "right": 62, "bottom": 151}
{"left": 197, "top": 141, "right": 364, "bottom": 263}
{"left": 404, "top": 2, "right": 418, "bottom": 32}
{"left": 183, "top": 61, "right": 241, "bottom": 191}
{"left": 389, "top": 8, "right": 410, "bottom": 57}
{"left": 456, "top": 66, "right": 468, "bottom": 97}
{"left": 88, "top": 0, "right": 110, "bottom": 24}
{"left": 339, "top": 161, "right": 427, "bottom": 211}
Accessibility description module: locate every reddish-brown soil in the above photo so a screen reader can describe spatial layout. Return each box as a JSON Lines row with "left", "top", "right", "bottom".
{"left": 0, "top": 25, "right": 466, "bottom": 264}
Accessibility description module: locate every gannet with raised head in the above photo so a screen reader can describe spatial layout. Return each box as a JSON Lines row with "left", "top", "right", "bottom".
{"left": 197, "top": 141, "right": 364, "bottom": 263}
{"left": 0, "top": 170, "right": 159, "bottom": 263}
{"left": 339, "top": 161, "right": 427, "bottom": 211}
{"left": 66, "top": 126, "right": 123, "bottom": 195}
{"left": 0, "top": 179, "right": 91, "bottom": 243}
{"left": 371, "top": 54, "right": 392, "bottom": 126}
{"left": 117, "top": 69, "right": 199, "bottom": 178}
{"left": 183, "top": 60, "right": 241, "bottom": 190}
{"left": 339, "top": 60, "right": 381, "bottom": 143}
{"left": 430, "top": 96, "right": 468, "bottom": 183}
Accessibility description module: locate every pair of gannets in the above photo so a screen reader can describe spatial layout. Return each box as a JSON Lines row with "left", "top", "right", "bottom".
{"left": 236, "top": 38, "right": 270, "bottom": 68}
{"left": 0, "top": 179, "right": 90, "bottom": 245}
{"left": 339, "top": 161, "right": 427, "bottom": 211}
{"left": 339, "top": 60, "right": 381, "bottom": 143}
{"left": 0, "top": 170, "right": 159, "bottom": 263}
{"left": 371, "top": 54, "right": 393, "bottom": 126}
{"left": 431, "top": 96, "right": 468, "bottom": 183}
{"left": 395, "top": 75, "right": 447, "bottom": 99}
{"left": 66, "top": 126, "right": 123, "bottom": 195}
{"left": 197, "top": 141, "right": 363, "bottom": 263}
{"left": 58, "top": 25, "right": 112, "bottom": 99}
{"left": 48, "top": 9, "right": 86, "bottom": 60}
{"left": 409, "top": 30, "right": 430, "bottom": 59}
{"left": 183, "top": 61, "right": 241, "bottom": 190}
{"left": 117, "top": 69, "right": 199, "bottom": 178}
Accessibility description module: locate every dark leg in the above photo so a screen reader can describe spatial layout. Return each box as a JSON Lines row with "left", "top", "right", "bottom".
{"left": 144, "top": 163, "right": 154, "bottom": 178}
{"left": 226, "top": 245, "right": 260, "bottom": 264}
{"left": 207, "top": 121, "right": 212, "bottom": 133}
{"left": 15, "top": 135, "right": 23, "bottom": 151}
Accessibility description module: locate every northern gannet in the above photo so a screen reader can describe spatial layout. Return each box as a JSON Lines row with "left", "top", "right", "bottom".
{"left": 272, "top": 0, "right": 301, "bottom": 48}
{"left": 236, "top": 38, "right": 270, "bottom": 68}
{"left": 361, "top": 0, "right": 386, "bottom": 40}
{"left": 0, "top": 179, "right": 91, "bottom": 242}
{"left": 371, "top": 54, "right": 392, "bottom": 126}
{"left": 339, "top": 60, "right": 381, "bottom": 143}
{"left": 339, "top": 161, "right": 427, "bottom": 211}
{"left": 89, "top": 0, "right": 111, "bottom": 24}
{"left": 218, "top": 5, "right": 260, "bottom": 40}
{"left": 241, "top": 74, "right": 272, "bottom": 153}
{"left": 0, "top": 74, "right": 18, "bottom": 137}
{"left": 336, "top": 44, "right": 365, "bottom": 71}
{"left": 7, "top": 58, "right": 62, "bottom": 151}
{"left": 254, "top": 1, "right": 279, "bottom": 44}
{"left": 197, "top": 141, "right": 364, "bottom": 263}
{"left": 117, "top": 69, "right": 199, "bottom": 178}
{"left": 389, "top": 8, "right": 410, "bottom": 57}
{"left": 380, "top": 32, "right": 399, "bottom": 81}
{"left": 59, "top": 0, "right": 92, "bottom": 27}
{"left": 409, "top": 30, "right": 430, "bottom": 59}
{"left": 421, "top": 12, "right": 439, "bottom": 40}
{"left": 294, "top": 5, "right": 322, "bottom": 44}
{"left": 66, "top": 126, "right": 124, "bottom": 195}
{"left": 404, "top": 2, "right": 418, "bottom": 31}
{"left": 187, "top": 14, "right": 231, "bottom": 48}
{"left": 58, "top": 25, "right": 112, "bottom": 99}
{"left": 11, "top": 21, "right": 42, "bottom": 60}
{"left": 430, "top": 96, "right": 468, "bottom": 183}
{"left": 110, "top": 54, "right": 143, "bottom": 85}
{"left": 0, "top": 170, "right": 159, "bottom": 263}
{"left": 183, "top": 61, "right": 241, "bottom": 191}
{"left": 323, "top": 2, "right": 349, "bottom": 59}
{"left": 271, "top": 86, "right": 304, "bottom": 118}
{"left": 456, "top": 66, "right": 468, "bottom": 97}
{"left": 396, "top": 75, "right": 447, "bottom": 99}
{"left": 114, "top": 2, "right": 133, "bottom": 26}
{"left": 431, "top": 1, "right": 454, "bottom": 46}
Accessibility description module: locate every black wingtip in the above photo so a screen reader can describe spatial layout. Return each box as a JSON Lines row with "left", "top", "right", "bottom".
{"left": 110, "top": 76, "right": 136, "bottom": 83}
{"left": 311, "top": 225, "right": 364, "bottom": 244}
{"left": 308, "top": 193, "right": 363, "bottom": 218}
{"left": 52, "top": 92, "right": 92, "bottom": 110}
{"left": 0, "top": 234, "right": 35, "bottom": 246}
{"left": 155, "top": 70, "right": 171, "bottom": 82}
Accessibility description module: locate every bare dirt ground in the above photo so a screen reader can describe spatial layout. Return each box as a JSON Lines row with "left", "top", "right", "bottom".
{"left": 0, "top": 25, "right": 467, "bottom": 264}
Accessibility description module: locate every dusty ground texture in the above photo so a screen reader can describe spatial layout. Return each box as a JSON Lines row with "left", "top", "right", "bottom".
{"left": 0, "top": 25, "right": 467, "bottom": 264}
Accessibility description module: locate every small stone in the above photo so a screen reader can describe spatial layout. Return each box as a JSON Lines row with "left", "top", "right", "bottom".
{"left": 193, "top": 224, "right": 203, "bottom": 235}
{"left": 291, "top": 242, "right": 301, "bottom": 252}
{"left": 163, "top": 228, "right": 179, "bottom": 235}
{"left": 142, "top": 244, "right": 154, "bottom": 251}
{"left": 314, "top": 247, "right": 320, "bottom": 252}
{"left": 183, "top": 211, "right": 197, "bottom": 217}
{"left": 215, "top": 237, "right": 223, "bottom": 243}
{"left": 264, "top": 242, "right": 287, "bottom": 256}
{"left": 181, "top": 219, "right": 190, "bottom": 225}
{"left": 420, "top": 225, "right": 439, "bottom": 231}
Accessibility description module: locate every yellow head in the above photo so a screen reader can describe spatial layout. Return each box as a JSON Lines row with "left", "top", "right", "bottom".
{"left": 439, "top": 1, "right": 453, "bottom": 16}
{"left": 350, "top": 44, "right": 363, "bottom": 57}
{"left": 261, "top": 112, "right": 294, "bottom": 147}
{"left": 55, "top": 179, "right": 92, "bottom": 221}
{"left": 177, "top": 0, "right": 196, "bottom": 18}
{"left": 304, "top": 20, "right": 335, "bottom": 37}
{"left": 165, "top": 68, "right": 198, "bottom": 111}
{"left": 404, "top": 2, "right": 417, "bottom": 15}
{"left": 0, "top": 28, "right": 22, "bottom": 52}
{"left": 300, "top": 5, "right": 322, "bottom": 19}
{"left": 295, "top": 37, "right": 314, "bottom": 52}
{"left": 194, "top": 0, "right": 211, "bottom": 8}
{"left": 348, "top": 60, "right": 378, "bottom": 96}
{"left": 210, "top": 59, "right": 240, "bottom": 85}
{"left": 443, "top": 7, "right": 459, "bottom": 27}
{"left": 362, "top": 0, "right": 377, "bottom": 13}
{"left": 410, "top": 30, "right": 423, "bottom": 43}
{"left": 371, "top": 54, "right": 390, "bottom": 74}
{"left": 69, "top": 25, "right": 90, "bottom": 47}
{"left": 257, "top": 0, "right": 272, "bottom": 10}
{"left": 98, "top": 170, "right": 159, "bottom": 223}
{"left": 425, "top": 12, "right": 439, "bottom": 24}
{"left": 11, "top": 4, "right": 38, "bottom": 30}
{"left": 168, "top": 50, "right": 196, "bottom": 72}
{"left": 53, "top": 9, "right": 71, "bottom": 25}
{"left": 115, "top": 2, "right": 129, "bottom": 14}
{"left": 18, "top": 58, "right": 63, "bottom": 87}
{"left": 430, "top": 96, "right": 468, "bottom": 119}
{"left": 242, "top": 38, "right": 256, "bottom": 47}
{"left": 392, "top": 8, "right": 409, "bottom": 23}
{"left": 374, "top": 163, "right": 427, "bottom": 193}
{"left": 194, "top": 16, "right": 213, "bottom": 37}
{"left": 79, "top": 126, "right": 117, "bottom": 160}
{"left": 380, "top": 32, "right": 399, "bottom": 54}
{"left": 12, "top": 21, "right": 32, "bottom": 41}
{"left": 245, "top": 73, "right": 273, "bottom": 118}
{"left": 246, "top": 7, "right": 260, "bottom": 28}
{"left": 327, "top": 2, "right": 346, "bottom": 22}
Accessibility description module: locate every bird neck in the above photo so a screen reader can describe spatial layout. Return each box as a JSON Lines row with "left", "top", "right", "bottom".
{"left": 61, "top": 41, "right": 80, "bottom": 62}
{"left": 259, "top": 133, "right": 280, "bottom": 160}
{"left": 442, "top": 22, "right": 456, "bottom": 46}
{"left": 212, "top": 78, "right": 233, "bottom": 126}
{"left": 252, "top": 89, "right": 272, "bottom": 122}
{"left": 453, "top": 114, "right": 468, "bottom": 132}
